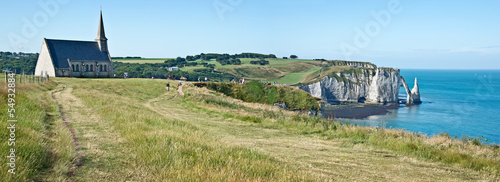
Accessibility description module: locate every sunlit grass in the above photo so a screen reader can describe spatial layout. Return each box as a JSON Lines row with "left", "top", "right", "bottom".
{"left": 184, "top": 83, "right": 500, "bottom": 177}
{"left": 54, "top": 78, "right": 312, "bottom": 181}
{"left": 2, "top": 76, "right": 498, "bottom": 181}
{"left": 0, "top": 81, "right": 75, "bottom": 181}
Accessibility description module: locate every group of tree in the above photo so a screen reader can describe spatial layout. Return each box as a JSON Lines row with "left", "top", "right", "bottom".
{"left": 249, "top": 59, "right": 269, "bottom": 65}
{"left": 217, "top": 58, "right": 241, "bottom": 65}
{"left": 0, "top": 51, "right": 39, "bottom": 73}
{"left": 112, "top": 62, "right": 234, "bottom": 82}
{"left": 186, "top": 53, "right": 275, "bottom": 61}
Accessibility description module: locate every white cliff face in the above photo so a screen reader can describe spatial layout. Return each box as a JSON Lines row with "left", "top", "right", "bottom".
{"left": 299, "top": 68, "right": 401, "bottom": 104}
{"left": 367, "top": 68, "right": 401, "bottom": 103}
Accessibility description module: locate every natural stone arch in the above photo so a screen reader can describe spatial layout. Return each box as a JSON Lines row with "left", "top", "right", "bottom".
{"left": 400, "top": 76, "right": 421, "bottom": 104}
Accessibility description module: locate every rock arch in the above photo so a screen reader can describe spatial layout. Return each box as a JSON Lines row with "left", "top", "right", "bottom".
{"left": 400, "top": 76, "right": 421, "bottom": 104}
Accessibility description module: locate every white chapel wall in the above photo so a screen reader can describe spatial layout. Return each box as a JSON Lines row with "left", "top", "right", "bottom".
{"left": 34, "top": 41, "right": 56, "bottom": 77}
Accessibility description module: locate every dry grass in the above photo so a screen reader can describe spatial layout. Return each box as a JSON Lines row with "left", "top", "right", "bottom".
{"left": 0, "top": 81, "right": 75, "bottom": 181}
{"left": 52, "top": 78, "right": 312, "bottom": 181}
{"left": 2, "top": 77, "right": 498, "bottom": 181}
{"left": 182, "top": 82, "right": 500, "bottom": 181}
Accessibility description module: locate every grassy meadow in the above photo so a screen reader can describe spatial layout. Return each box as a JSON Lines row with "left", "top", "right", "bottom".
{"left": 0, "top": 76, "right": 498, "bottom": 181}
{"left": 0, "top": 78, "right": 75, "bottom": 181}
{"left": 178, "top": 58, "right": 327, "bottom": 85}
{"left": 112, "top": 58, "right": 170, "bottom": 64}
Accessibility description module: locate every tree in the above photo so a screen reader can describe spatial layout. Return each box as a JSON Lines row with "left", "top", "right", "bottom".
{"left": 186, "top": 56, "right": 195, "bottom": 61}
{"left": 290, "top": 55, "right": 298, "bottom": 59}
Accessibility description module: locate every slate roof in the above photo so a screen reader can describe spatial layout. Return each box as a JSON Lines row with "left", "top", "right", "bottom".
{"left": 45, "top": 38, "right": 110, "bottom": 69}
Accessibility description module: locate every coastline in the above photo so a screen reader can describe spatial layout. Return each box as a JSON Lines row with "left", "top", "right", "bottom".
{"left": 323, "top": 103, "right": 400, "bottom": 119}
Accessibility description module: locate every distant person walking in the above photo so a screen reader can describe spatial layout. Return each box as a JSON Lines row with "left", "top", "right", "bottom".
{"left": 166, "top": 83, "right": 170, "bottom": 91}
{"left": 179, "top": 80, "right": 182, "bottom": 86}
{"left": 205, "top": 77, "right": 208, "bottom": 82}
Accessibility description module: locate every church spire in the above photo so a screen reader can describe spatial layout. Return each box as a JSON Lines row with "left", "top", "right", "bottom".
{"left": 96, "top": 10, "right": 108, "bottom": 52}
{"left": 96, "top": 10, "right": 107, "bottom": 40}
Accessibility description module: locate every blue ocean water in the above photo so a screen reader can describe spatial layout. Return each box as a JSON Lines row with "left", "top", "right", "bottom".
{"left": 350, "top": 69, "right": 500, "bottom": 144}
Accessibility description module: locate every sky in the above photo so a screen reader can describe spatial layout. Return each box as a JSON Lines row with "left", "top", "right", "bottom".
{"left": 1, "top": 0, "right": 499, "bottom": 69}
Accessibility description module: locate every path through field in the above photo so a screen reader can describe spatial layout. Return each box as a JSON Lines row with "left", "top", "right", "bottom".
{"left": 145, "top": 85, "right": 491, "bottom": 181}
{"left": 53, "top": 84, "right": 145, "bottom": 181}
{"left": 53, "top": 79, "right": 495, "bottom": 181}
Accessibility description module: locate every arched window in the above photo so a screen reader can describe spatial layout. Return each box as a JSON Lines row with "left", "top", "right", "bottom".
{"left": 90, "top": 65, "right": 93, "bottom": 71}
{"left": 104, "top": 65, "right": 107, "bottom": 72}
{"left": 76, "top": 65, "right": 79, "bottom": 72}
{"left": 100, "top": 65, "right": 103, "bottom": 72}
{"left": 72, "top": 64, "right": 75, "bottom": 72}
{"left": 86, "top": 65, "right": 89, "bottom": 72}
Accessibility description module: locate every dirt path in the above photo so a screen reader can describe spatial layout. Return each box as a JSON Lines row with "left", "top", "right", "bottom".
{"left": 52, "top": 84, "right": 137, "bottom": 181}
{"left": 144, "top": 87, "right": 494, "bottom": 181}
{"left": 50, "top": 85, "right": 83, "bottom": 177}
{"left": 178, "top": 83, "right": 184, "bottom": 96}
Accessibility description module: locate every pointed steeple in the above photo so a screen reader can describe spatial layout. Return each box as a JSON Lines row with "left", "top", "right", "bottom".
{"left": 96, "top": 10, "right": 107, "bottom": 41}
{"left": 95, "top": 10, "right": 108, "bottom": 52}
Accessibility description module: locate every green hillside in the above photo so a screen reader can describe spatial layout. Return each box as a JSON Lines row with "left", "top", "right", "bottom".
{"left": 1, "top": 76, "right": 499, "bottom": 181}
{"left": 111, "top": 53, "right": 377, "bottom": 85}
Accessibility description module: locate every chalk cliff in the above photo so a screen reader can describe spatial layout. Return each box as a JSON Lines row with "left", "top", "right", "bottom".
{"left": 299, "top": 67, "right": 421, "bottom": 104}
{"left": 299, "top": 68, "right": 400, "bottom": 104}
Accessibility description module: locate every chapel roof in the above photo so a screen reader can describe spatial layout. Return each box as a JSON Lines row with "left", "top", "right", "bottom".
{"left": 44, "top": 38, "right": 111, "bottom": 69}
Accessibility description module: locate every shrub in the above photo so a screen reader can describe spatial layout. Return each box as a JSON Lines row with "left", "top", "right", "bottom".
{"left": 196, "top": 81, "right": 321, "bottom": 112}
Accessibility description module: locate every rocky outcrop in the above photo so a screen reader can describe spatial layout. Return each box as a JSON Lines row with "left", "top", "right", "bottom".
{"left": 299, "top": 68, "right": 401, "bottom": 104}
{"left": 401, "top": 77, "right": 421, "bottom": 104}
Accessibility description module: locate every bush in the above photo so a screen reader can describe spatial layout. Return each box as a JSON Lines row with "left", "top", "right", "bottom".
{"left": 195, "top": 81, "right": 321, "bottom": 112}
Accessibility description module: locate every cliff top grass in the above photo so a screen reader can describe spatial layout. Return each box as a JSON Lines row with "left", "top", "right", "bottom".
{"left": 185, "top": 81, "right": 500, "bottom": 180}
{"left": 1, "top": 77, "right": 498, "bottom": 181}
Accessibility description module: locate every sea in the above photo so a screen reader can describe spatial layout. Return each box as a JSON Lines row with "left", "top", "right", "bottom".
{"left": 345, "top": 69, "right": 500, "bottom": 144}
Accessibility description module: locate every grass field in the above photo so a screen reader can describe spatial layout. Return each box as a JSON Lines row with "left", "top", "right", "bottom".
{"left": 180, "top": 65, "right": 209, "bottom": 72}
{"left": 112, "top": 58, "right": 169, "bottom": 64}
{"left": 266, "top": 67, "right": 322, "bottom": 85}
{"left": 1, "top": 77, "right": 498, "bottom": 181}
{"left": 179, "top": 58, "right": 326, "bottom": 85}
{"left": 0, "top": 80, "right": 75, "bottom": 181}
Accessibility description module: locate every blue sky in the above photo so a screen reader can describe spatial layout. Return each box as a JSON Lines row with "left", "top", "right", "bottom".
{"left": 1, "top": 0, "right": 499, "bottom": 69}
